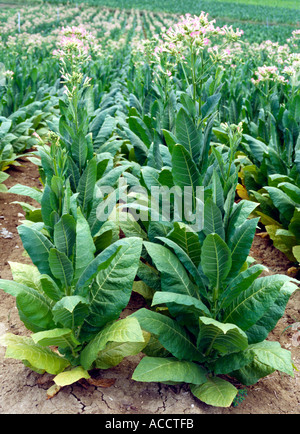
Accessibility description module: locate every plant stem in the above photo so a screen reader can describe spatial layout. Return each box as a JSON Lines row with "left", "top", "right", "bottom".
{"left": 180, "top": 60, "right": 190, "bottom": 89}
{"left": 191, "top": 47, "right": 196, "bottom": 102}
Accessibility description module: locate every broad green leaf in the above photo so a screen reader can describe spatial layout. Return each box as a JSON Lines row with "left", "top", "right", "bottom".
{"left": 136, "top": 260, "right": 161, "bottom": 292}
{"left": 113, "top": 209, "right": 148, "bottom": 240}
{"left": 15, "top": 286, "right": 55, "bottom": 331}
{"left": 18, "top": 225, "right": 54, "bottom": 276}
{"left": 231, "top": 358, "right": 276, "bottom": 386}
{"left": 94, "top": 116, "right": 116, "bottom": 148}
{"left": 95, "top": 331, "right": 150, "bottom": 369}
{"left": 211, "top": 170, "right": 225, "bottom": 212}
{"left": 248, "top": 340, "right": 294, "bottom": 376}
{"left": 214, "top": 349, "right": 255, "bottom": 375}
{"left": 71, "top": 131, "right": 88, "bottom": 172}
{"left": 80, "top": 317, "right": 145, "bottom": 370}
{"left": 128, "top": 116, "right": 152, "bottom": 147}
{"left": 51, "top": 176, "right": 64, "bottom": 201}
{"left": 171, "top": 144, "right": 200, "bottom": 211}
{"left": 278, "top": 182, "right": 300, "bottom": 204}
{"left": 219, "top": 264, "right": 267, "bottom": 310}
{"left": 204, "top": 198, "right": 225, "bottom": 240}
{"left": 152, "top": 291, "right": 211, "bottom": 317}
{"left": 264, "top": 186, "right": 296, "bottom": 222}
{"left": 230, "top": 340, "right": 293, "bottom": 386}
{"left": 53, "top": 214, "right": 76, "bottom": 258}
{"left": 0, "top": 279, "right": 35, "bottom": 297}
{"left": 0, "top": 279, "right": 54, "bottom": 332}
{"left": 8, "top": 184, "right": 43, "bottom": 203}
{"left": 201, "top": 234, "right": 232, "bottom": 291}
{"left": 166, "top": 222, "right": 201, "bottom": 266}
{"left": 123, "top": 126, "right": 148, "bottom": 164}
{"left": 146, "top": 142, "right": 165, "bottom": 171}
{"left": 175, "top": 107, "right": 201, "bottom": 162}
{"left": 39, "top": 275, "right": 64, "bottom": 302}
{"left": 75, "top": 245, "right": 121, "bottom": 292}
{"left": 0, "top": 333, "right": 69, "bottom": 375}
{"left": 53, "top": 366, "right": 90, "bottom": 387}
{"left": 80, "top": 237, "right": 142, "bottom": 337}
{"left": 227, "top": 218, "right": 259, "bottom": 277}
{"left": 144, "top": 241, "right": 199, "bottom": 299}
{"left": 162, "top": 129, "right": 177, "bottom": 151}
{"left": 242, "top": 134, "right": 268, "bottom": 163}
{"left": 77, "top": 157, "right": 97, "bottom": 211}
{"left": 131, "top": 308, "right": 204, "bottom": 362}
{"left": 40, "top": 184, "right": 56, "bottom": 228}
{"left": 266, "top": 225, "right": 296, "bottom": 262}
{"left": 75, "top": 208, "right": 96, "bottom": 279}
{"left": 147, "top": 221, "right": 173, "bottom": 243}
{"left": 190, "top": 376, "right": 237, "bottom": 407}
{"left": 67, "top": 156, "right": 80, "bottom": 190}
{"left": 89, "top": 105, "right": 119, "bottom": 137}
{"left": 223, "top": 275, "right": 286, "bottom": 330}
{"left": 32, "top": 328, "right": 80, "bottom": 349}
{"left": 201, "top": 93, "right": 221, "bottom": 120}
{"left": 132, "top": 357, "right": 207, "bottom": 385}
{"left": 197, "top": 317, "right": 248, "bottom": 356}
{"left": 158, "top": 168, "right": 174, "bottom": 187}
{"left": 289, "top": 208, "right": 300, "bottom": 240}
{"left": 52, "top": 296, "right": 89, "bottom": 329}
{"left": 49, "top": 248, "right": 74, "bottom": 289}
{"left": 156, "top": 236, "right": 206, "bottom": 297}
{"left": 245, "top": 279, "right": 298, "bottom": 344}
{"left": 89, "top": 184, "right": 127, "bottom": 237}
{"left": 142, "top": 335, "right": 170, "bottom": 358}
{"left": 9, "top": 262, "right": 41, "bottom": 292}
{"left": 226, "top": 200, "right": 259, "bottom": 242}
{"left": 141, "top": 166, "right": 161, "bottom": 190}
{"left": 96, "top": 164, "right": 131, "bottom": 188}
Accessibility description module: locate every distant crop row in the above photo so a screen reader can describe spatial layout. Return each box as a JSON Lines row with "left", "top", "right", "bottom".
{"left": 43, "top": 0, "right": 300, "bottom": 24}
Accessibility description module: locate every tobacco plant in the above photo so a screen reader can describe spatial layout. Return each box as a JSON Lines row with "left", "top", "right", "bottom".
{"left": 0, "top": 214, "right": 147, "bottom": 393}
{"left": 0, "top": 27, "right": 147, "bottom": 393}
{"left": 130, "top": 184, "right": 298, "bottom": 407}
{"left": 238, "top": 95, "right": 300, "bottom": 262}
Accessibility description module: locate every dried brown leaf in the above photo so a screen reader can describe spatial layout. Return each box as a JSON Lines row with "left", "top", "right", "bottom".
{"left": 87, "top": 378, "right": 116, "bottom": 388}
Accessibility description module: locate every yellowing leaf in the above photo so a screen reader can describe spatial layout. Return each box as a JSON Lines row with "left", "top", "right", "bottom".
{"left": 53, "top": 366, "right": 90, "bottom": 387}
{"left": 292, "top": 246, "right": 300, "bottom": 263}
{"left": 47, "top": 384, "right": 61, "bottom": 399}
{"left": 236, "top": 184, "right": 249, "bottom": 200}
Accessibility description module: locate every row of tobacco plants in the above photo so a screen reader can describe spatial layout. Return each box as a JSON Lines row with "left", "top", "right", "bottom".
{"left": 0, "top": 9, "right": 299, "bottom": 408}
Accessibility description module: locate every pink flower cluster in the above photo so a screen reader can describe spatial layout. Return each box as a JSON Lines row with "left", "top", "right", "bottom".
{"left": 251, "top": 65, "right": 288, "bottom": 85}
{"left": 161, "top": 12, "right": 218, "bottom": 48}
{"left": 292, "top": 29, "right": 300, "bottom": 40}
{"left": 152, "top": 12, "right": 244, "bottom": 60}
{"left": 53, "top": 26, "right": 95, "bottom": 64}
